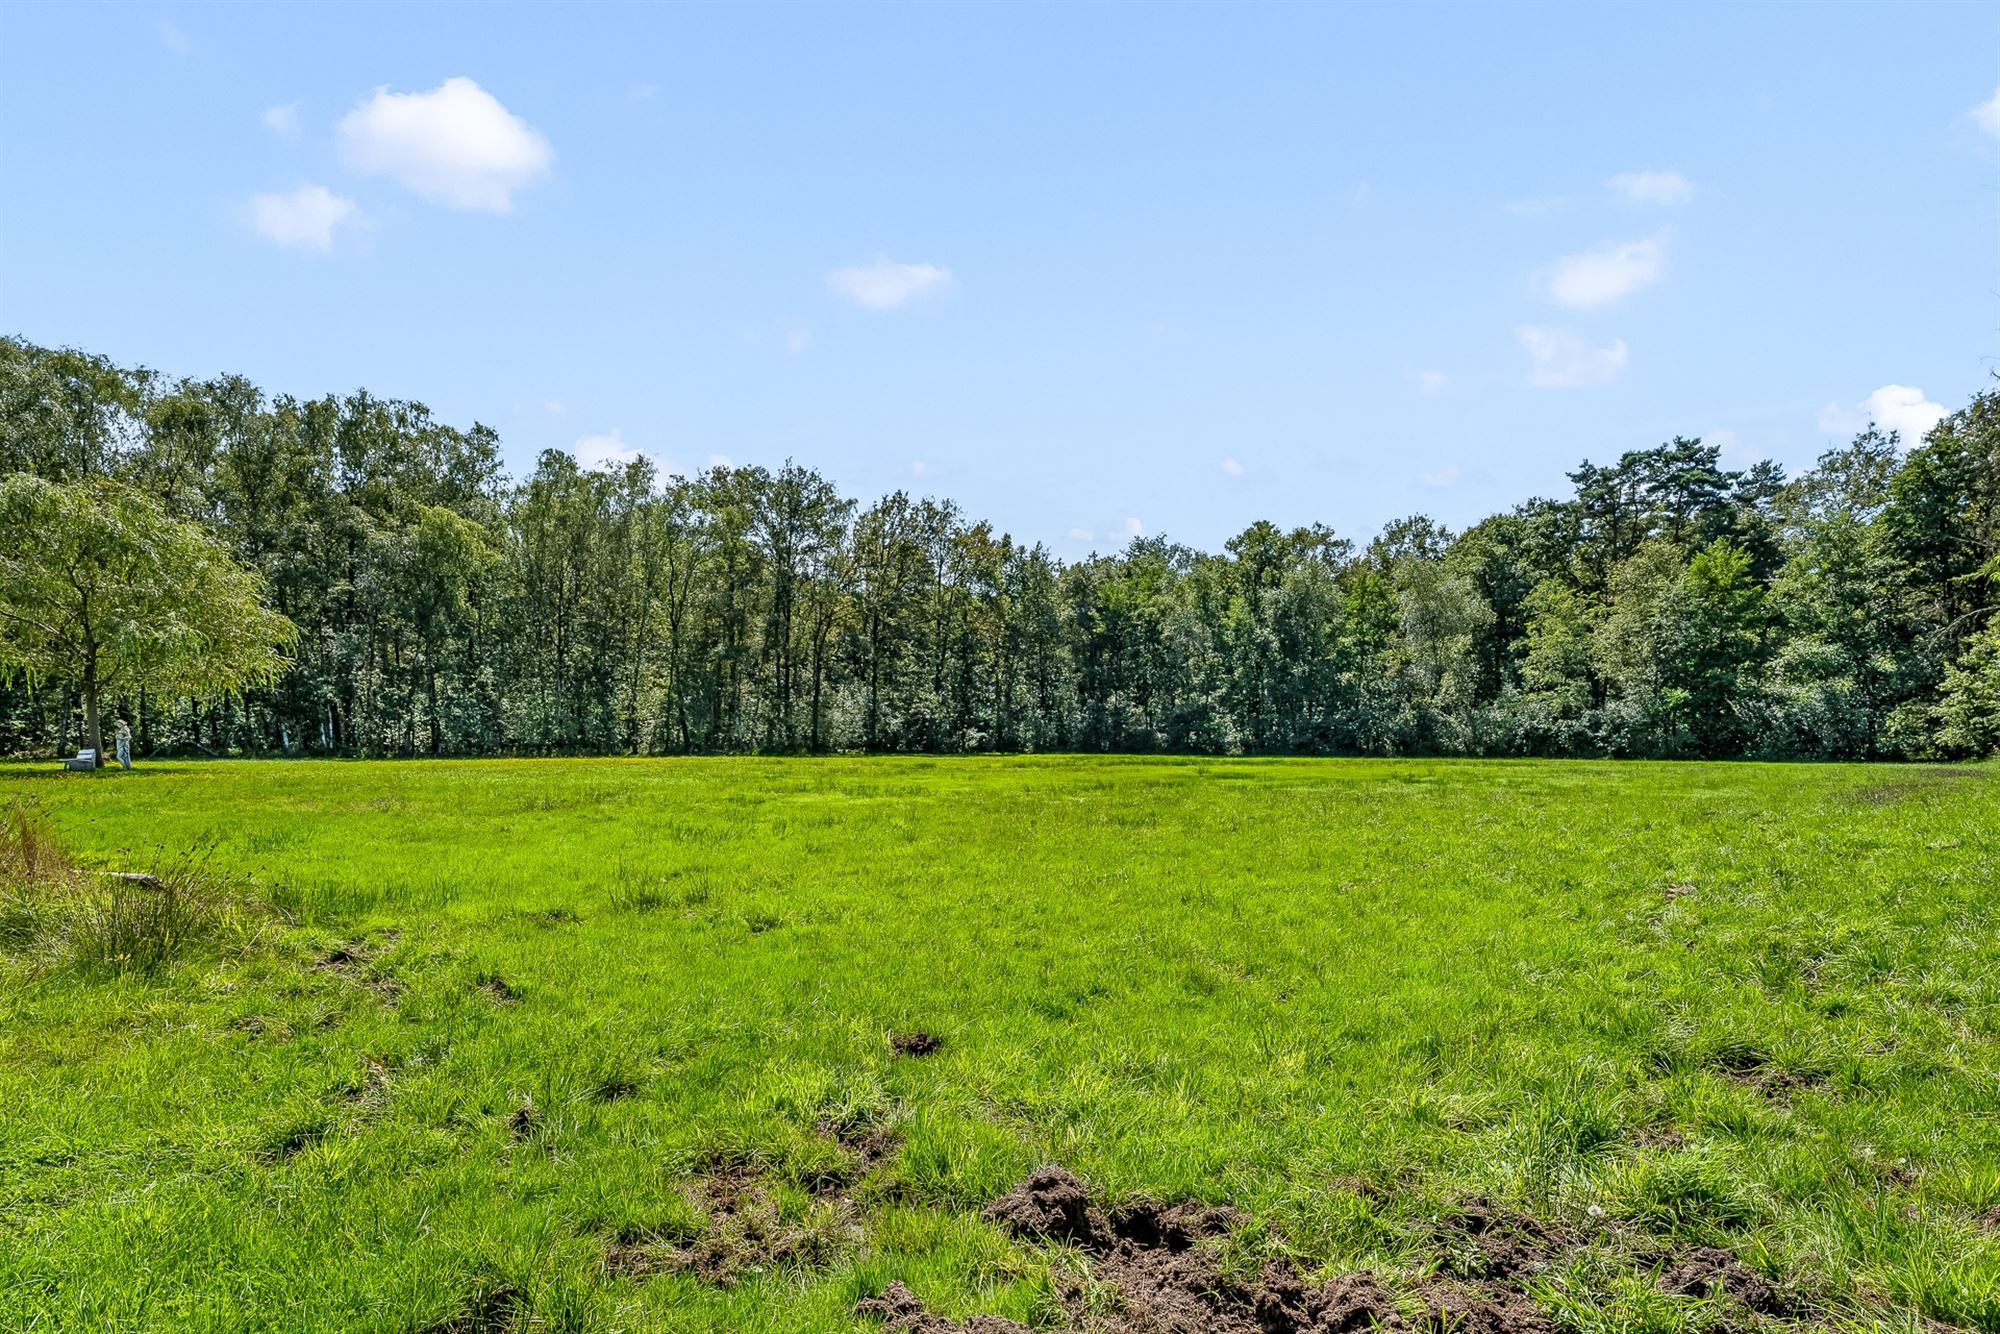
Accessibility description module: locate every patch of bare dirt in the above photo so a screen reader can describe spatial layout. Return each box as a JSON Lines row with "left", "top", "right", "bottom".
{"left": 1416, "top": 1280, "right": 1551, "bottom": 1334}
{"left": 477, "top": 975, "right": 521, "bottom": 1005}
{"left": 855, "top": 1281, "right": 1034, "bottom": 1333}
{"left": 891, "top": 1030, "right": 944, "bottom": 1057}
{"left": 1437, "top": 1198, "right": 1566, "bottom": 1283}
{"left": 1702, "top": 1048, "right": 1826, "bottom": 1099}
{"left": 807, "top": 1119, "right": 901, "bottom": 1197}
{"left": 1657, "top": 1246, "right": 1796, "bottom": 1317}
{"left": 614, "top": 1167, "right": 859, "bottom": 1286}
{"left": 981, "top": 1166, "right": 1421, "bottom": 1333}
{"left": 505, "top": 1099, "right": 540, "bottom": 1140}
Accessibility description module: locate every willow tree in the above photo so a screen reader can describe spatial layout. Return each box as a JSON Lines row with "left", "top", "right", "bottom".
{"left": 0, "top": 473, "right": 296, "bottom": 760}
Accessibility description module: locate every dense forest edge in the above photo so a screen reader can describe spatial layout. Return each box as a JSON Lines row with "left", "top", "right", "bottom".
{"left": 2, "top": 335, "right": 1996, "bottom": 761}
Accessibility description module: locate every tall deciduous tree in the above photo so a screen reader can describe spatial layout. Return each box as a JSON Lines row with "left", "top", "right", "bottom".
{"left": 0, "top": 474, "right": 297, "bottom": 760}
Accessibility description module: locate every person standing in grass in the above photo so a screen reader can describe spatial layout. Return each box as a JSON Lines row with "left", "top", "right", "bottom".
{"left": 114, "top": 717, "right": 131, "bottom": 771}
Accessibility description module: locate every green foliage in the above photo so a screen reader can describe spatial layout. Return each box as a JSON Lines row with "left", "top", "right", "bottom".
{"left": 3, "top": 334, "right": 1998, "bottom": 762}
{"left": 0, "top": 471, "right": 297, "bottom": 754}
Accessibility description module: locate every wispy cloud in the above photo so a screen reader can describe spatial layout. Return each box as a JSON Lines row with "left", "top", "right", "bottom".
{"left": 1416, "top": 370, "right": 1449, "bottom": 397}
{"left": 1420, "top": 465, "right": 1463, "bottom": 490}
{"left": 337, "top": 77, "right": 553, "bottom": 213}
{"left": 575, "top": 428, "right": 647, "bottom": 470}
{"left": 1543, "top": 234, "right": 1665, "bottom": 309}
{"left": 1220, "top": 457, "right": 1245, "bottom": 477}
{"left": 155, "top": 20, "right": 190, "bottom": 55}
{"left": 1608, "top": 170, "right": 1694, "bottom": 205}
{"left": 1816, "top": 385, "right": 1946, "bottom": 445}
{"left": 1975, "top": 87, "right": 2000, "bottom": 139}
{"left": 1517, "top": 325, "right": 1629, "bottom": 389}
{"left": 261, "top": 103, "right": 301, "bottom": 138}
{"left": 827, "top": 259, "right": 952, "bottom": 310}
{"left": 1121, "top": 516, "right": 1145, "bottom": 539}
{"left": 248, "top": 185, "right": 358, "bottom": 252}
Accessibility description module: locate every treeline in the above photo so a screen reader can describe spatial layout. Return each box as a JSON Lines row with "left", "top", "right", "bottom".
{"left": 2, "top": 335, "right": 1997, "bottom": 760}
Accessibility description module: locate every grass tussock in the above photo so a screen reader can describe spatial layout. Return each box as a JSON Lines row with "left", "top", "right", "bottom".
{"left": 0, "top": 800, "right": 271, "bottom": 974}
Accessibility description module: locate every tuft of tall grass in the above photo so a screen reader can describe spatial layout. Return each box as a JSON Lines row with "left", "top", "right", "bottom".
{"left": 0, "top": 801, "right": 270, "bottom": 975}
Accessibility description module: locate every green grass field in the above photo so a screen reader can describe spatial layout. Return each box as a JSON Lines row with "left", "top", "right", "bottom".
{"left": 2, "top": 757, "right": 1998, "bottom": 1333}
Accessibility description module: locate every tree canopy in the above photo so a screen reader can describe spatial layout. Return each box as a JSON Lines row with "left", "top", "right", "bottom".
{"left": 1, "top": 333, "right": 1995, "bottom": 760}
{"left": 0, "top": 471, "right": 296, "bottom": 758}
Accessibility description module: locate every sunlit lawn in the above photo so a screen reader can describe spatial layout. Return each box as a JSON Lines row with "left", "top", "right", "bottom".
{"left": 1, "top": 756, "right": 1996, "bottom": 1332}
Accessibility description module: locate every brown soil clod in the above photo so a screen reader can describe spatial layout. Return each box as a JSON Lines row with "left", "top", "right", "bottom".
{"left": 854, "top": 1281, "right": 1034, "bottom": 1333}
{"left": 1703, "top": 1048, "right": 1825, "bottom": 1100}
{"left": 891, "top": 1030, "right": 944, "bottom": 1057}
{"left": 633, "top": 1168, "right": 860, "bottom": 1286}
{"left": 1439, "top": 1198, "right": 1565, "bottom": 1282}
{"left": 809, "top": 1119, "right": 902, "bottom": 1196}
{"left": 1418, "top": 1280, "right": 1552, "bottom": 1334}
{"left": 505, "top": 1099, "right": 540, "bottom": 1139}
{"left": 982, "top": 1165, "right": 1106, "bottom": 1246}
{"left": 1657, "top": 1247, "right": 1796, "bottom": 1317}
{"left": 980, "top": 1167, "right": 1538, "bottom": 1334}
{"left": 478, "top": 976, "right": 521, "bottom": 1005}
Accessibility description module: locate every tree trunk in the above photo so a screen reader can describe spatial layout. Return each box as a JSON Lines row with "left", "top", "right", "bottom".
{"left": 82, "top": 660, "right": 103, "bottom": 761}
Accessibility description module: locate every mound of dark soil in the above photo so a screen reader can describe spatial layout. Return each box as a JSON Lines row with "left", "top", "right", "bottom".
{"left": 1657, "top": 1246, "right": 1795, "bottom": 1316}
{"left": 670, "top": 1170, "right": 853, "bottom": 1284}
{"left": 891, "top": 1030, "right": 944, "bottom": 1057}
{"left": 855, "top": 1280, "right": 1033, "bottom": 1333}
{"left": 1440, "top": 1198, "right": 1565, "bottom": 1281}
{"left": 980, "top": 1168, "right": 1544, "bottom": 1334}
{"left": 808, "top": 1119, "right": 901, "bottom": 1196}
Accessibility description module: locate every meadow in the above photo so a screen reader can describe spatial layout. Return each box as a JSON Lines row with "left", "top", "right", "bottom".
{"left": 1, "top": 756, "right": 1997, "bottom": 1334}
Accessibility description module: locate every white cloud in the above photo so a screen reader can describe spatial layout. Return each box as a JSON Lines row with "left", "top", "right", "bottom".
{"left": 827, "top": 259, "right": 952, "bottom": 310}
{"left": 1503, "top": 196, "right": 1566, "bottom": 217}
{"left": 1974, "top": 87, "right": 2000, "bottom": 139}
{"left": 1517, "top": 325, "right": 1629, "bottom": 389}
{"left": 1608, "top": 170, "right": 1694, "bottom": 205}
{"left": 1421, "top": 466, "right": 1462, "bottom": 489}
{"left": 1544, "top": 234, "right": 1665, "bottom": 308}
{"left": 249, "top": 185, "right": 358, "bottom": 252}
{"left": 787, "top": 328, "right": 814, "bottom": 354}
{"left": 1068, "top": 527, "right": 1094, "bottom": 542}
{"left": 337, "top": 77, "right": 553, "bottom": 213}
{"left": 261, "top": 103, "right": 301, "bottom": 138}
{"left": 1816, "top": 385, "right": 1946, "bottom": 445}
{"left": 910, "top": 460, "right": 930, "bottom": 478}
{"left": 542, "top": 399, "right": 567, "bottom": 416}
{"left": 708, "top": 453, "right": 734, "bottom": 468}
{"left": 1416, "top": 370, "right": 1448, "bottom": 396}
{"left": 575, "top": 429, "right": 646, "bottom": 470}
{"left": 156, "top": 20, "right": 189, "bottom": 54}
{"left": 1121, "top": 517, "right": 1145, "bottom": 538}
{"left": 1220, "top": 457, "right": 1245, "bottom": 477}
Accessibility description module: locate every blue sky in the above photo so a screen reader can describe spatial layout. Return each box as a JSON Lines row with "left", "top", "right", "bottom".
{"left": 3, "top": 2, "right": 1996, "bottom": 555}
